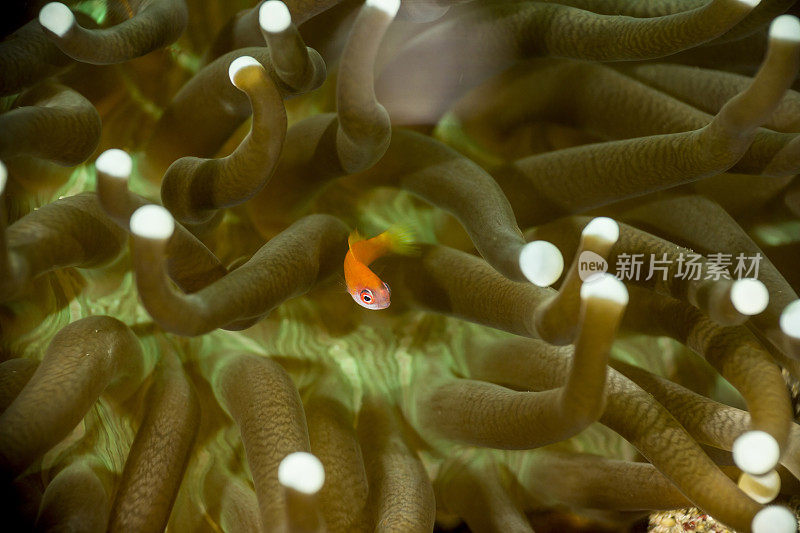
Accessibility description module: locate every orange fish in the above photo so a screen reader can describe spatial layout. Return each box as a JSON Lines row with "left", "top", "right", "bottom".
{"left": 344, "top": 226, "right": 415, "bottom": 310}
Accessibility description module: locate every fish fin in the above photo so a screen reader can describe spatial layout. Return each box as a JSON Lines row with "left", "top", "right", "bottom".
{"left": 348, "top": 229, "right": 364, "bottom": 249}
{"left": 384, "top": 224, "right": 418, "bottom": 256}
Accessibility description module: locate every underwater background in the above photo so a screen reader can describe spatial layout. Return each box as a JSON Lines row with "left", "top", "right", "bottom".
{"left": 1, "top": 0, "right": 800, "bottom": 531}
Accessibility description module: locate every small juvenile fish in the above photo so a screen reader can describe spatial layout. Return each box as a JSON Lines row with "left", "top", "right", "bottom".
{"left": 344, "top": 226, "right": 415, "bottom": 310}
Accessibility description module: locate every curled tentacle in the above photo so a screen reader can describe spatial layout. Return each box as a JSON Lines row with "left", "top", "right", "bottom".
{"left": 0, "top": 81, "right": 101, "bottom": 166}
{"left": 492, "top": 20, "right": 800, "bottom": 221}
{"left": 38, "top": 0, "right": 188, "bottom": 65}
{"left": 142, "top": 46, "right": 323, "bottom": 181}
{"left": 0, "top": 316, "right": 144, "bottom": 478}
{"left": 95, "top": 149, "right": 229, "bottom": 292}
{"left": 417, "top": 273, "right": 627, "bottom": 448}
{"left": 260, "top": 1, "right": 327, "bottom": 93}
{"left": 0, "top": 193, "right": 127, "bottom": 302}
{"left": 384, "top": 244, "right": 554, "bottom": 335}
{"left": 160, "top": 56, "right": 287, "bottom": 226}
{"left": 335, "top": 0, "right": 399, "bottom": 173}
{"left": 130, "top": 207, "right": 348, "bottom": 336}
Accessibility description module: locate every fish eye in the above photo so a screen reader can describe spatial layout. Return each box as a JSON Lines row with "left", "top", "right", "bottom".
{"left": 360, "top": 289, "right": 373, "bottom": 303}
{"left": 383, "top": 282, "right": 391, "bottom": 294}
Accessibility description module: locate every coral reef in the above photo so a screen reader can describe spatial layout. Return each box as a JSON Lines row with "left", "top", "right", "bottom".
{"left": 1, "top": 0, "right": 800, "bottom": 532}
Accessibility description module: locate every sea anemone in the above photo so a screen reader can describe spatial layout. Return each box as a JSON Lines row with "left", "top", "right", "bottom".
{"left": 1, "top": 0, "right": 800, "bottom": 532}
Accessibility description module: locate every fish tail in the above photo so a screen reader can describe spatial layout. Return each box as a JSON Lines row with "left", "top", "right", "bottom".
{"left": 384, "top": 224, "right": 418, "bottom": 256}
{"left": 350, "top": 224, "right": 418, "bottom": 264}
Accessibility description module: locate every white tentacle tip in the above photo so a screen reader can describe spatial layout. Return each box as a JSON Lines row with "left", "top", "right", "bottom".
{"left": 39, "top": 2, "right": 75, "bottom": 37}
{"left": 580, "top": 273, "right": 629, "bottom": 306}
{"left": 738, "top": 470, "right": 781, "bottom": 504}
{"left": 780, "top": 300, "right": 800, "bottom": 339}
{"left": 752, "top": 505, "right": 797, "bottom": 533}
{"left": 228, "top": 56, "right": 263, "bottom": 86}
{"left": 770, "top": 15, "right": 800, "bottom": 42}
{"left": 130, "top": 205, "right": 175, "bottom": 241}
{"left": 730, "top": 278, "right": 769, "bottom": 316}
{"left": 734, "top": 0, "right": 761, "bottom": 8}
{"left": 733, "top": 430, "right": 780, "bottom": 475}
{"left": 96, "top": 149, "right": 132, "bottom": 179}
{"left": 366, "top": 0, "right": 401, "bottom": 18}
{"left": 519, "top": 241, "right": 564, "bottom": 287}
{"left": 582, "top": 217, "right": 620, "bottom": 244}
{"left": 278, "top": 452, "right": 325, "bottom": 494}
{"left": 0, "top": 161, "right": 7, "bottom": 194}
{"left": 259, "top": 1, "right": 292, "bottom": 33}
